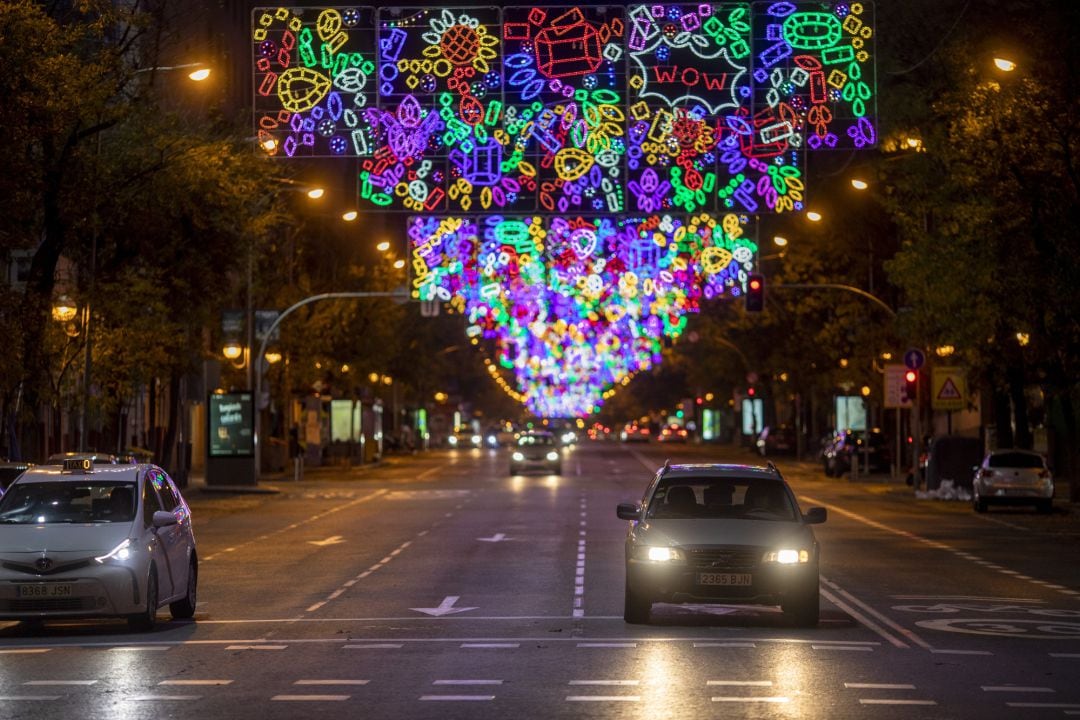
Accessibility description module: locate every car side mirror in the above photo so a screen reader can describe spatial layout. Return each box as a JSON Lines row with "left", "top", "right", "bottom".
{"left": 152, "top": 510, "right": 178, "bottom": 528}
{"left": 616, "top": 502, "right": 641, "bottom": 521}
{"left": 803, "top": 507, "right": 827, "bottom": 524}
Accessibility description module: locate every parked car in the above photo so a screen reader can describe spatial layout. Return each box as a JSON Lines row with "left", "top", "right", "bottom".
{"left": 0, "top": 460, "right": 198, "bottom": 631}
{"left": 822, "top": 430, "right": 890, "bottom": 476}
{"left": 756, "top": 425, "right": 796, "bottom": 456}
{"left": 45, "top": 452, "right": 118, "bottom": 466}
{"left": 972, "top": 449, "right": 1054, "bottom": 514}
{"left": 616, "top": 462, "right": 826, "bottom": 626}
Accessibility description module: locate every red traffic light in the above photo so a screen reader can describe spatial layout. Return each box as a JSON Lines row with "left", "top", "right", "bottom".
{"left": 904, "top": 370, "right": 917, "bottom": 383}
{"left": 748, "top": 278, "right": 762, "bottom": 291}
{"left": 747, "top": 387, "right": 756, "bottom": 397}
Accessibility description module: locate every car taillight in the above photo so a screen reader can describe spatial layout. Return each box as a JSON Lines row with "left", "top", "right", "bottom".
{"left": 1038, "top": 469, "right": 1050, "bottom": 479}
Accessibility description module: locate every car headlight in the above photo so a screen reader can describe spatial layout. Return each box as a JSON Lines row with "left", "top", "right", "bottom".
{"left": 634, "top": 546, "right": 686, "bottom": 563}
{"left": 471, "top": 435, "right": 482, "bottom": 446}
{"left": 763, "top": 549, "right": 810, "bottom": 564}
{"left": 512, "top": 452, "right": 524, "bottom": 462}
{"left": 448, "top": 436, "right": 458, "bottom": 446}
{"left": 95, "top": 537, "right": 136, "bottom": 563}
{"left": 546, "top": 451, "right": 559, "bottom": 461}
{"left": 487, "top": 435, "right": 497, "bottom": 446}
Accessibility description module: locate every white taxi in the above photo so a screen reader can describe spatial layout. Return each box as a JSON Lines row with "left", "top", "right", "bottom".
{"left": 0, "top": 460, "right": 197, "bottom": 631}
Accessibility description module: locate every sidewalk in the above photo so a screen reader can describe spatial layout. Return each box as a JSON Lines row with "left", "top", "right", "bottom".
{"left": 182, "top": 455, "right": 406, "bottom": 496}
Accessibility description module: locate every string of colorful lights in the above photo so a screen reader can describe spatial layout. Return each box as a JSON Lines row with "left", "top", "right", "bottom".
{"left": 253, "top": 3, "right": 876, "bottom": 416}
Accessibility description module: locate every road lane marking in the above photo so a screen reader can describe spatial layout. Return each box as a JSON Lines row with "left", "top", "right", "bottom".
{"left": 929, "top": 649, "right": 992, "bottom": 656}
{"left": 891, "top": 596, "right": 1043, "bottom": 602}
{"left": 1006, "top": 703, "right": 1080, "bottom": 709}
{"left": 108, "top": 646, "right": 170, "bottom": 652}
{"left": 859, "top": 699, "right": 937, "bottom": 706}
{"left": 812, "top": 645, "right": 872, "bottom": 651}
{"left": 820, "top": 578, "right": 918, "bottom": 649}
{"left": 460, "top": 643, "right": 519, "bottom": 648}
{"left": 434, "top": 680, "right": 503, "bottom": 686}
{"left": 567, "top": 696, "right": 640, "bottom": 702}
{"left": 308, "top": 534, "right": 426, "bottom": 614}
{"left": 420, "top": 695, "right": 495, "bottom": 701}
{"left": 24, "top": 681, "right": 97, "bottom": 686}
{"left": 577, "top": 643, "right": 637, "bottom": 648}
{"left": 845, "top": 683, "right": 916, "bottom": 690}
{"left": 271, "top": 695, "right": 350, "bottom": 701}
{"left": 225, "top": 645, "right": 286, "bottom": 651}
{"left": 203, "top": 489, "right": 388, "bottom": 562}
{"left": 0, "top": 649, "right": 50, "bottom": 655}
{"left": 343, "top": 644, "right": 402, "bottom": 649}
{"left": 0, "top": 696, "right": 61, "bottom": 701}
{"left": 802, "top": 494, "right": 1075, "bottom": 599}
{"left": 982, "top": 686, "right": 1054, "bottom": 692}
{"left": 708, "top": 681, "right": 773, "bottom": 686}
{"left": 159, "top": 680, "right": 233, "bottom": 686}
{"left": 295, "top": 680, "right": 369, "bottom": 686}
{"left": 711, "top": 697, "right": 790, "bottom": 703}
{"left": 573, "top": 492, "right": 587, "bottom": 618}
{"left": 127, "top": 695, "right": 201, "bottom": 701}
{"left": 570, "top": 681, "right": 640, "bottom": 686}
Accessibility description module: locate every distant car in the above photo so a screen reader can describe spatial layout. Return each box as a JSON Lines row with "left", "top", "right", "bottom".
{"left": 447, "top": 430, "right": 482, "bottom": 449}
{"left": 617, "top": 462, "right": 825, "bottom": 626}
{"left": 658, "top": 424, "right": 688, "bottom": 443}
{"left": 620, "top": 424, "right": 651, "bottom": 443}
{"left": 972, "top": 449, "right": 1054, "bottom": 514}
{"left": 0, "top": 461, "right": 32, "bottom": 491}
{"left": 510, "top": 431, "right": 561, "bottom": 475}
{"left": 822, "top": 430, "right": 890, "bottom": 476}
{"left": 0, "top": 461, "right": 198, "bottom": 631}
{"left": 45, "top": 452, "right": 118, "bottom": 466}
{"left": 756, "top": 425, "right": 796, "bottom": 456}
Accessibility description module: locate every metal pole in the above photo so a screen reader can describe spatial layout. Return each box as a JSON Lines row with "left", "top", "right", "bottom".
{"left": 252, "top": 290, "right": 408, "bottom": 480}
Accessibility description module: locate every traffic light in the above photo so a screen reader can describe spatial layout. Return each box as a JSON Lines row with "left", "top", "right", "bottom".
{"left": 745, "top": 274, "right": 765, "bottom": 312}
{"left": 904, "top": 370, "right": 918, "bottom": 402}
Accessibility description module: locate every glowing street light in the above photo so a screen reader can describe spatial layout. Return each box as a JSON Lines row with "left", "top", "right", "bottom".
{"left": 188, "top": 67, "right": 211, "bottom": 81}
{"left": 51, "top": 296, "right": 78, "bottom": 323}
{"left": 342, "top": 210, "right": 358, "bottom": 222}
{"left": 773, "top": 235, "right": 789, "bottom": 247}
{"left": 393, "top": 259, "right": 405, "bottom": 270}
{"left": 806, "top": 210, "right": 823, "bottom": 222}
{"left": 306, "top": 187, "right": 325, "bottom": 200}
{"left": 851, "top": 178, "right": 869, "bottom": 190}
{"left": 222, "top": 342, "right": 243, "bottom": 361}
{"left": 993, "top": 57, "right": 1017, "bottom": 72}
{"left": 264, "top": 350, "right": 283, "bottom": 364}
{"left": 376, "top": 241, "right": 391, "bottom": 252}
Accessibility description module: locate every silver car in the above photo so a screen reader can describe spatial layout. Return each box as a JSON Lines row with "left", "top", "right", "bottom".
{"left": 972, "top": 449, "right": 1054, "bottom": 514}
{"left": 617, "top": 462, "right": 826, "bottom": 626}
{"left": 0, "top": 461, "right": 197, "bottom": 631}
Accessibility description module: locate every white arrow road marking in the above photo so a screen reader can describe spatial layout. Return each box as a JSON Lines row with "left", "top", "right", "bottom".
{"left": 410, "top": 596, "right": 478, "bottom": 617}
{"left": 308, "top": 536, "right": 345, "bottom": 547}
{"left": 477, "top": 533, "right": 510, "bottom": 542}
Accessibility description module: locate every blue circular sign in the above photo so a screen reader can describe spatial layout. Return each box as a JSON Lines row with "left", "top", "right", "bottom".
{"left": 904, "top": 348, "right": 925, "bottom": 370}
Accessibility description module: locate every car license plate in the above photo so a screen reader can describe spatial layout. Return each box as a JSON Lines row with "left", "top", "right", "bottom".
{"left": 16, "top": 584, "right": 73, "bottom": 599}
{"left": 698, "top": 573, "right": 752, "bottom": 586}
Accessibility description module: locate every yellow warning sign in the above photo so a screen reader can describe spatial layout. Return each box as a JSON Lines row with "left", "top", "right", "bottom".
{"left": 932, "top": 366, "right": 966, "bottom": 411}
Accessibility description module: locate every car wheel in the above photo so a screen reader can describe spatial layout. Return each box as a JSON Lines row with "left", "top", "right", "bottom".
{"left": 170, "top": 557, "right": 198, "bottom": 620}
{"left": 624, "top": 582, "right": 651, "bottom": 624}
{"left": 1037, "top": 499, "right": 1053, "bottom": 514}
{"left": 129, "top": 567, "right": 158, "bottom": 632}
{"left": 973, "top": 494, "right": 987, "bottom": 513}
{"left": 782, "top": 584, "right": 819, "bottom": 627}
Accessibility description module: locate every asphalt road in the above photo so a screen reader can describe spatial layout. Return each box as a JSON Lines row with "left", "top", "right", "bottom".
{"left": 1, "top": 442, "right": 1078, "bottom": 719}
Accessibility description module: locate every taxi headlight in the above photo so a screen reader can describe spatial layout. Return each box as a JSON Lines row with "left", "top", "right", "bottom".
{"left": 471, "top": 435, "right": 482, "bottom": 446}
{"left": 512, "top": 452, "right": 524, "bottom": 462}
{"left": 448, "top": 436, "right": 458, "bottom": 446}
{"left": 546, "top": 451, "right": 559, "bottom": 461}
{"left": 764, "top": 549, "right": 810, "bottom": 564}
{"left": 95, "top": 538, "right": 136, "bottom": 563}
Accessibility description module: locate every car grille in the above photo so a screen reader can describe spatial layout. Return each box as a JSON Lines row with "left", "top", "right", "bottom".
{"left": 1, "top": 559, "right": 92, "bottom": 576}
{"left": 1, "top": 597, "right": 97, "bottom": 613}
{"left": 686, "top": 546, "right": 763, "bottom": 571}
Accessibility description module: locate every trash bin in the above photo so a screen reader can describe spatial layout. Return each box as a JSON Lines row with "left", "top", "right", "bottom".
{"left": 925, "top": 436, "right": 983, "bottom": 491}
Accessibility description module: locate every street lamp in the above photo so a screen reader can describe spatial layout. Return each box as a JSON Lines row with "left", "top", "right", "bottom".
{"left": 342, "top": 210, "right": 358, "bottom": 222}
{"left": 51, "top": 296, "right": 78, "bottom": 323}
{"left": 376, "top": 241, "right": 391, "bottom": 252}
{"left": 993, "top": 57, "right": 1017, "bottom": 72}
{"left": 806, "top": 210, "right": 823, "bottom": 222}
{"left": 850, "top": 178, "right": 869, "bottom": 190}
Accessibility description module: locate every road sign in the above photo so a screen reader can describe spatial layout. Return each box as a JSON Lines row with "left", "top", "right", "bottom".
{"left": 884, "top": 364, "right": 913, "bottom": 409}
{"left": 932, "top": 366, "right": 966, "bottom": 411}
{"left": 904, "top": 348, "right": 925, "bottom": 370}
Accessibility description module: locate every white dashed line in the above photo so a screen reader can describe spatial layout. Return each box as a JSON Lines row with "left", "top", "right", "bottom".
{"left": 577, "top": 643, "right": 637, "bottom": 648}
{"left": 434, "top": 680, "right": 503, "bottom": 686}
{"left": 0, "top": 649, "right": 50, "bottom": 655}
{"left": 0, "top": 696, "right": 61, "bottom": 701}
{"left": 1006, "top": 703, "right": 1080, "bottom": 709}
{"left": 126, "top": 695, "right": 201, "bottom": 701}
{"left": 225, "top": 645, "right": 287, "bottom": 651}
{"left": 711, "top": 696, "right": 790, "bottom": 703}
{"left": 271, "top": 695, "right": 350, "bottom": 701}
{"left": 844, "top": 683, "right": 916, "bottom": 690}
{"left": 570, "top": 680, "right": 640, "bottom": 686}
{"left": 567, "top": 696, "right": 640, "bottom": 702}
{"left": 460, "top": 643, "right": 519, "bottom": 649}
{"left": 23, "top": 681, "right": 97, "bottom": 686}
{"left": 420, "top": 695, "right": 495, "bottom": 701}
{"left": 159, "top": 680, "right": 233, "bottom": 686}
{"left": 295, "top": 680, "right": 369, "bottom": 686}
{"left": 343, "top": 644, "right": 402, "bottom": 649}
{"left": 982, "top": 686, "right": 1054, "bottom": 693}
{"left": 707, "top": 680, "right": 773, "bottom": 687}
{"left": 108, "top": 646, "right": 170, "bottom": 652}
{"left": 929, "top": 649, "right": 992, "bottom": 656}
{"left": 859, "top": 699, "right": 937, "bottom": 706}
{"left": 694, "top": 642, "right": 756, "bottom": 648}
{"left": 812, "top": 645, "right": 873, "bottom": 652}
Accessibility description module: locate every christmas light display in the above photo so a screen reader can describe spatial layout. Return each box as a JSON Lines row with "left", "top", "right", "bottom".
{"left": 253, "top": 3, "right": 875, "bottom": 415}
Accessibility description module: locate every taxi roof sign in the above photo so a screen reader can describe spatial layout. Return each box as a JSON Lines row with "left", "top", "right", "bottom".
{"left": 62, "top": 458, "right": 93, "bottom": 473}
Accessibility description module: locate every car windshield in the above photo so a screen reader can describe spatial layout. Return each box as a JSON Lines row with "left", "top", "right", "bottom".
{"left": 646, "top": 477, "right": 797, "bottom": 521}
{"left": 519, "top": 434, "right": 554, "bottom": 446}
{"left": 0, "top": 481, "right": 137, "bottom": 525}
{"left": 988, "top": 452, "right": 1044, "bottom": 469}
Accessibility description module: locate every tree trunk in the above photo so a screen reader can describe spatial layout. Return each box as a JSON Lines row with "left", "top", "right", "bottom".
{"left": 1008, "top": 365, "right": 1033, "bottom": 450}
{"left": 160, "top": 373, "right": 180, "bottom": 475}
{"left": 993, "top": 387, "right": 1014, "bottom": 449}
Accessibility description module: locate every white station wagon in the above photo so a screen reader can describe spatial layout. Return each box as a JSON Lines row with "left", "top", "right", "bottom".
{"left": 0, "top": 460, "right": 197, "bottom": 631}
